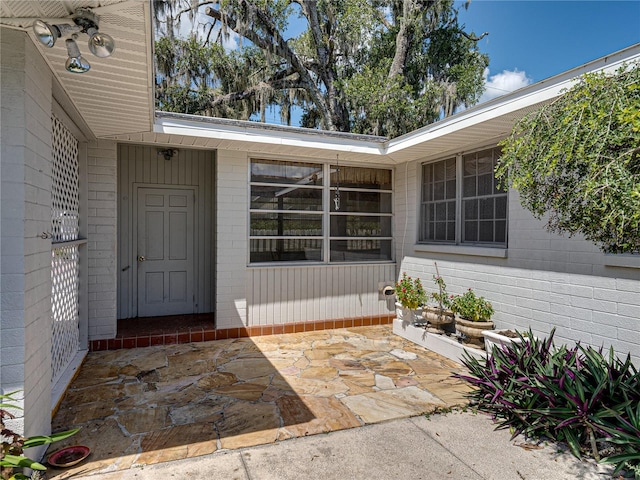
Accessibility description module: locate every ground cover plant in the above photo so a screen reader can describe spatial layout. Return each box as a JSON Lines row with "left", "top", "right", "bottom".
{"left": 455, "top": 329, "right": 640, "bottom": 478}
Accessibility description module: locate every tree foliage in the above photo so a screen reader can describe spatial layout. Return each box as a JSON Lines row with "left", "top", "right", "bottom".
{"left": 153, "top": 0, "right": 488, "bottom": 137}
{"left": 496, "top": 64, "right": 640, "bottom": 254}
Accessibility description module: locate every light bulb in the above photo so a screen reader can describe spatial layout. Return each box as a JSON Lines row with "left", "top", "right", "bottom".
{"left": 65, "top": 38, "right": 91, "bottom": 73}
{"left": 33, "top": 20, "right": 60, "bottom": 48}
{"left": 87, "top": 28, "right": 115, "bottom": 58}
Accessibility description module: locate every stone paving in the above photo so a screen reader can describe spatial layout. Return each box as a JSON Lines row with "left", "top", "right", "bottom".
{"left": 47, "top": 325, "right": 472, "bottom": 478}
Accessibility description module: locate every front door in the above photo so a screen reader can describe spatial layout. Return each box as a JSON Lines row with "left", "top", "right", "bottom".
{"left": 136, "top": 186, "right": 196, "bottom": 317}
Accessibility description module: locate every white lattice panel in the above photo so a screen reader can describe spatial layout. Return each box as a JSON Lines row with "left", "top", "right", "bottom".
{"left": 51, "top": 245, "right": 80, "bottom": 382}
{"left": 51, "top": 115, "right": 81, "bottom": 384}
{"left": 51, "top": 117, "right": 79, "bottom": 242}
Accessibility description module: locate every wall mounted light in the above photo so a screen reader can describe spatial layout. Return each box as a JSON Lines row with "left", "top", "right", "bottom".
{"left": 158, "top": 149, "right": 178, "bottom": 161}
{"left": 32, "top": 8, "right": 115, "bottom": 73}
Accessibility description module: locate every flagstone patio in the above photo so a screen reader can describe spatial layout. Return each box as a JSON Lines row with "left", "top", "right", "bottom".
{"left": 47, "top": 325, "right": 472, "bottom": 478}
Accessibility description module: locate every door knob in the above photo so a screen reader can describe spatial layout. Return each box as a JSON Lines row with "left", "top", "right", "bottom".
{"left": 138, "top": 256, "right": 145, "bottom": 262}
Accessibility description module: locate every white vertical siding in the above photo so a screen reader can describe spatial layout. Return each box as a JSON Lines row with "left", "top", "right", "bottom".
{"left": 117, "top": 145, "right": 215, "bottom": 319}
{"left": 246, "top": 264, "right": 396, "bottom": 324}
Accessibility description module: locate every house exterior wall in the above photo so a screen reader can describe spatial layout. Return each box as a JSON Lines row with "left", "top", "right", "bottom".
{"left": 87, "top": 140, "right": 118, "bottom": 340}
{"left": 395, "top": 155, "right": 640, "bottom": 366}
{"left": 215, "top": 149, "right": 396, "bottom": 329}
{"left": 215, "top": 150, "right": 249, "bottom": 328}
{"left": 0, "top": 28, "right": 53, "bottom": 445}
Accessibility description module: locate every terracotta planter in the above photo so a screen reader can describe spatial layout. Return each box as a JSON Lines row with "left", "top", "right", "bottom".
{"left": 395, "top": 302, "right": 423, "bottom": 324}
{"left": 422, "top": 306, "right": 454, "bottom": 332}
{"left": 455, "top": 317, "right": 494, "bottom": 347}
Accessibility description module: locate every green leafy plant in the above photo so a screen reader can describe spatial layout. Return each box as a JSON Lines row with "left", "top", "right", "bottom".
{"left": 455, "top": 329, "right": 640, "bottom": 477}
{"left": 497, "top": 64, "right": 640, "bottom": 254}
{"left": 394, "top": 272, "right": 427, "bottom": 310}
{"left": 1, "top": 391, "right": 79, "bottom": 480}
{"left": 599, "top": 402, "right": 640, "bottom": 478}
{"left": 431, "top": 274, "right": 452, "bottom": 310}
{"left": 450, "top": 288, "right": 493, "bottom": 321}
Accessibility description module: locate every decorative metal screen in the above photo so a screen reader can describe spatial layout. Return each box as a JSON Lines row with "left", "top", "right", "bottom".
{"left": 50, "top": 115, "right": 81, "bottom": 384}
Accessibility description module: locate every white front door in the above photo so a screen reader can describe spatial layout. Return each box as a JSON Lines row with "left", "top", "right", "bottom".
{"left": 136, "top": 186, "right": 196, "bottom": 317}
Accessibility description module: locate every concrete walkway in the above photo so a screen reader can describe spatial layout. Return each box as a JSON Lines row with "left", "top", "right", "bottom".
{"left": 68, "top": 412, "right": 612, "bottom": 480}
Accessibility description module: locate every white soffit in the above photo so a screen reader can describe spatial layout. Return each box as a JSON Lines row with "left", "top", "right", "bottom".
{"left": 0, "top": 0, "right": 154, "bottom": 138}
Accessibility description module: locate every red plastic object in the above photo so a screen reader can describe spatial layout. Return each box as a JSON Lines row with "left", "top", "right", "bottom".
{"left": 47, "top": 445, "right": 91, "bottom": 467}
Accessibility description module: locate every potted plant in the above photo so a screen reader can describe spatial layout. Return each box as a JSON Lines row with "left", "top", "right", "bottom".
{"left": 422, "top": 274, "right": 454, "bottom": 332}
{"left": 450, "top": 288, "right": 494, "bottom": 346}
{"left": 394, "top": 272, "right": 427, "bottom": 324}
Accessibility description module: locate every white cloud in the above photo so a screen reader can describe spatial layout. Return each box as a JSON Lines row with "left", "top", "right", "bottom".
{"left": 479, "top": 68, "right": 532, "bottom": 103}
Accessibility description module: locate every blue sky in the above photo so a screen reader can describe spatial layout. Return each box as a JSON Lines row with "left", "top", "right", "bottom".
{"left": 457, "top": 0, "right": 640, "bottom": 102}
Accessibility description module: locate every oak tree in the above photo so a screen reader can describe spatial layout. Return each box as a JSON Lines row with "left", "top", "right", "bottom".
{"left": 154, "top": 0, "right": 489, "bottom": 137}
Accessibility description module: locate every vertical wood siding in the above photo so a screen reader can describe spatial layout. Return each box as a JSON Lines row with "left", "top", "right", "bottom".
{"left": 117, "top": 145, "right": 215, "bottom": 318}
{"left": 246, "top": 264, "right": 396, "bottom": 325}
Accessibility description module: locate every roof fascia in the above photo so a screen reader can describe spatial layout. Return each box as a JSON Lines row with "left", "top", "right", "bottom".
{"left": 386, "top": 43, "right": 640, "bottom": 155}
{"left": 154, "top": 115, "right": 388, "bottom": 157}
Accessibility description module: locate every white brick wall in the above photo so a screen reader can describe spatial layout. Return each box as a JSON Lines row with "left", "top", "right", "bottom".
{"left": 396, "top": 155, "right": 640, "bottom": 366}
{"left": 87, "top": 140, "right": 118, "bottom": 339}
{"left": 0, "top": 29, "right": 53, "bottom": 447}
{"left": 215, "top": 150, "right": 248, "bottom": 328}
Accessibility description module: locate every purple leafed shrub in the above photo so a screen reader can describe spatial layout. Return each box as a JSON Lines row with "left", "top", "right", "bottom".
{"left": 455, "top": 329, "right": 640, "bottom": 477}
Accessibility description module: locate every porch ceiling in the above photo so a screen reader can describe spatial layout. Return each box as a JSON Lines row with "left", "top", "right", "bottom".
{"left": 0, "top": 0, "right": 154, "bottom": 139}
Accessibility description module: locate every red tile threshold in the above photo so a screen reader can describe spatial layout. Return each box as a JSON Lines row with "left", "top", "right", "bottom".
{"left": 90, "top": 314, "right": 394, "bottom": 351}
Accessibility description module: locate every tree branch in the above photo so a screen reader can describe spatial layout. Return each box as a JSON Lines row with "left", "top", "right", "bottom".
{"left": 209, "top": 77, "right": 303, "bottom": 107}
{"left": 461, "top": 31, "right": 488, "bottom": 41}
{"left": 204, "top": 1, "right": 336, "bottom": 129}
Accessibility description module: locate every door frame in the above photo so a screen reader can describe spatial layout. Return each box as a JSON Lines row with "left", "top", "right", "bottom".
{"left": 132, "top": 183, "right": 198, "bottom": 317}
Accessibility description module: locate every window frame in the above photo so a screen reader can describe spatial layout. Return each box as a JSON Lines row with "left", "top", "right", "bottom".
{"left": 249, "top": 158, "right": 394, "bottom": 265}
{"left": 418, "top": 146, "right": 508, "bottom": 249}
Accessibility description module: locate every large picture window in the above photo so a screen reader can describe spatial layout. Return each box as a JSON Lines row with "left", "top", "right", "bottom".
{"left": 419, "top": 147, "right": 507, "bottom": 246}
{"left": 250, "top": 159, "right": 393, "bottom": 263}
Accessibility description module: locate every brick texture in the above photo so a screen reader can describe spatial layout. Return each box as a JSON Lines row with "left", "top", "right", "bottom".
{"left": 396, "top": 156, "right": 640, "bottom": 366}
{"left": 1, "top": 30, "right": 53, "bottom": 448}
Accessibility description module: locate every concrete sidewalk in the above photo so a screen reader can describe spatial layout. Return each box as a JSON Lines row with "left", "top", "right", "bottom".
{"left": 70, "top": 411, "right": 612, "bottom": 480}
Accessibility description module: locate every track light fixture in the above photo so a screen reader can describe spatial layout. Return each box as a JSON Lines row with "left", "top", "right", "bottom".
{"left": 32, "top": 8, "right": 115, "bottom": 73}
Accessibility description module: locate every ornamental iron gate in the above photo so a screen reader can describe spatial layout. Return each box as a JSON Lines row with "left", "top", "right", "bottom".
{"left": 50, "top": 115, "right": 81, "bottom": 385}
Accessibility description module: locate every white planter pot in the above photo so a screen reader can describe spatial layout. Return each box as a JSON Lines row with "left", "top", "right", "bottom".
{"left": 483, "top": 329, "right": 527, "bottom": 355}
{"left": 395, "top": 302, "right": 423, "bottom": 324}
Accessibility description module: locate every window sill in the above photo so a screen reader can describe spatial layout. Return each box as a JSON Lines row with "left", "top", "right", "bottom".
{"left": 414, "top": 243, "right": 507, "bottom": 258}
{"left": 603, "top": 254, "right": 640, "bottom": 269}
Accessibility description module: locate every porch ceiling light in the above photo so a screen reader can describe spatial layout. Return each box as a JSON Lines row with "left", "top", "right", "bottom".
{"left": 65, "top": 36, "right": 91, "bottom": 74}
{"left": 32, "top": 8, "right": 115, "bottom": 73}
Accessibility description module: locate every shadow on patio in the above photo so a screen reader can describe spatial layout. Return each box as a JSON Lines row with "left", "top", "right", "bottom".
{"left": 46, "top": 325, "right": 471, "bottom": 478}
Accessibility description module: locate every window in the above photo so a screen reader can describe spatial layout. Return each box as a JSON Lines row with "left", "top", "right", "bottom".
{"left": 250, "top": 159, "right": 393, "bottom": 263}
{"left": 419, "top": 147, "right": 507, "bottom": 246}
